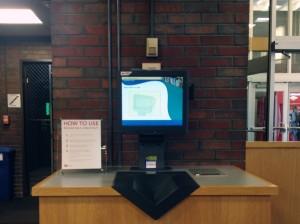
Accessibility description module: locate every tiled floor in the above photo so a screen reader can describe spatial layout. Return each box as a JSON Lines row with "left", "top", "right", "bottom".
{"left": 0, "top": 196, "right": 38, "bottom": 224}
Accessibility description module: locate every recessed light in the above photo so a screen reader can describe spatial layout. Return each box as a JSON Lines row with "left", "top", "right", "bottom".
{"left": 0, "top": 9, "right": 42, "bottom": 24}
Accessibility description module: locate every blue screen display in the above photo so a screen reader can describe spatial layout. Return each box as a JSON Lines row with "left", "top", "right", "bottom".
{"left": 122, "top": 76, "right": 184, "bottom": 126}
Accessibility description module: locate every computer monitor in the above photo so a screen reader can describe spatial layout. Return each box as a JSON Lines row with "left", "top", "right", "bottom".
{"left": 120, "top": 70, "right": 188, "bottom": 169}
{"left": 121, "top": 70, "right": 188, "bottom": 135}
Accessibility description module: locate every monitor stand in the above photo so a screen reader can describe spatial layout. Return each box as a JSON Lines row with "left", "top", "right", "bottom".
{"left": 136, "top": 134, "right": 167, "bottom": 170}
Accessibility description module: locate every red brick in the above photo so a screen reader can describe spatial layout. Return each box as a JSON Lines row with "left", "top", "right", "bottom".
{"left": 235, "top": 14, "right": 249, "bottom": 24}
{"left": 185, "top": 47, "right": 215, "bottom": 56}
{"left": 202, "top": 141, "right": 231, "bottom": 150}
{"left": 232, "top": 119, "right": 246, "bottom": 129}
{"left": 184, "top": 151, "right": 215, "bottom": 160}
{"left": 85, "top": 91, "right": 107, "bottom": 98}
{"left": 53, "top": 57, "right": 66, "bottom": 67}
{"left": 53, "top": 109, "right": 108, "bottom": 120}
{"left": 168, "top": 15, "right": 185, "bottom": 24}
{"left": 217, "top": 68, "right": 246, "bottom": 77}
{"left": 83, "top": 3, "right": 106, "bottom": 12}
{"left": 52, "top": 25, "right": 82, "bottom": 35}
{"left": 219, "top": 3, "right": 249, "bottom": 14}
{"left": 121, "top": 47, "right": 144, "bottom": 57}
{"left": 201, "top": 57, "right": 233, "bottom": 67}
{"left": 161, "top": 47, "right": 184, "bottom": 57}
{"left": 214, "top": 89, "right": 246, "bottom": 98}
{"left": 121, "top": 141, "right": 137, "bottom": 151}
{"left": 217, "top": 47, "right": 248, "bottom": 56}
{"left": 102, "top": 79, "right": 116, "bottom": 89}
{"left": 200, "top": 36, "right": 234, "bottom": 45}
{"left": 189, "top": 68, "right": 216, "bottom": 77}
{"left": 68, "top": 99, "right": 102, "bottom": 109}
{"left": 193, "top": 89, "right": 215, "bottom": 98}
{"left": 168, "top": 141, "right": 198, "bottom": 151}
{"left": 53, "top": 47, "right": 83, "bottom": 56}
{"left": 185, "top": 25, "right": 217, "bottom": 34}
{"left": 84, "top": 47, "right": 107, "bottom": 56}
{"left": 69, "top": 36, "right": 100, "bottom": 46}
{"left": 202, "top": 14, "right": 234, "bottom": 24}
{"left": 189, "top": 111, "right": 213, "bottom": 119}
{"left": 231, "top": 141, "right": 245, "bottom": 149}
{"left": 53, "top": 68, "right": 82, "bottom": 77}
{"left": 196, "top": 99, "right": 231, "bottom": 109}
{"left": 155, "top": 3, "right": 184, "bottom": 13}
{"left": 65, "top": 14, "right": 100, "bottom": 25}
{"left": 52, "top": 36, "right": 69, "bottom": 45}
{"left": 168, "top": 36, "right": 200, "bottom": 45}
{"left": 197, "top": 78, "right": 233, "bottom": 88}
{"left": 155, "top": 24, "right": 185, "bottom": 34}
{"left": 215, "top": 131, "right": 230, "bottom": 139}
{"left": 121, "top": 36, "right": 146, "bottom": 46}
{"left": 68, "top": 79, "right": 101, "bottom": 88}
{"left": 188, "top": 130, "right": 215, "bottom": 139}
{"left": 185, "top": 14, "right": 201, "bottom": 23}
{"left": 234, "top": 57, "right": 248, "bottom": 66}
{"left": 216, "top": 151, "right": 243, "bottom": 160}
{"left": 215, "top": 111, "right": 246, "bottom": 119}
{"left": 122, "top": 151, "right": 138, "bottom": 162}
{"left": 85, "top": 25, "right": 107, "bottom": 34}
{"left": 165, "top": 57, "right": 199, "bottom": 67}
{"left": 121, "top": 24, "right": 148, "bottom": 34}
{"left": 52, "top": 2, "right": 82, "bottom": 13}
{"left": 68, "top": 57, "right": 100, "bottom": 67}
{"left": 53, "top": 89, "right": 84, "bottom": 98}
{"left": 122, "top": 3, "right": 147, "bottom": 13}
{"left": 199, "top": 120, "right": 231, "bottom": 129}
{"left": 184, "top": 3, "right": 218, "bottom": 13}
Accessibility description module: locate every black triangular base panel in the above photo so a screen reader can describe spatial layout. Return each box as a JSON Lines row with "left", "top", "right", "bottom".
{"left": 113, "top": 171, "right": 199, "bottom": 220}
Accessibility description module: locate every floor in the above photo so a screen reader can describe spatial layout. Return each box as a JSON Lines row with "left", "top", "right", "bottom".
{"left": 0, "top": 167, "right": 50, "bottom": 224}
{"left": 0, "top": 196, "right": 38, "bottom": 224}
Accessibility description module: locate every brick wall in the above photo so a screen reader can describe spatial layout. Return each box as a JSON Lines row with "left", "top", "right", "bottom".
{"left": 0, "top": 42, "right": 51, "bottom": 197}
{"left": 52, "top": 0, "right": 248, "bottom": 169}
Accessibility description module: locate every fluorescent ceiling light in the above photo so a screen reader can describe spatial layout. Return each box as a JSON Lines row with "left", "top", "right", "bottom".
{"left": 0, "top": 9, "right": 42, "bottom": 24}
{"left": 255, "top": 17, "right": 269, "bottom": 23}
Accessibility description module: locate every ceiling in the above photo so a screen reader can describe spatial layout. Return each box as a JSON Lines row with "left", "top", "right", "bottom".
{"left": 0, "top": 0, "right": 50, "bottom": 38}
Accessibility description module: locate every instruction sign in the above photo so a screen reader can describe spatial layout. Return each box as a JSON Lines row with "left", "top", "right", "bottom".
{"left": 61, "top": 119, "right": 101, "bottom": 170}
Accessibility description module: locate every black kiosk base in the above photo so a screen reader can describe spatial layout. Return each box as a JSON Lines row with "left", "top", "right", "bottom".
{"left": 113, "top": 170, "right": 199, "bottom": 220}
{"left": 113, "top": 134, "right": 199, "bottom": 219}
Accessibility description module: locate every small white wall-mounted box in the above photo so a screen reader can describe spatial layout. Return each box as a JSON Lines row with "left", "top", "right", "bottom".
{"left": 146, "top": 37, "right": 158, "bottom": 57}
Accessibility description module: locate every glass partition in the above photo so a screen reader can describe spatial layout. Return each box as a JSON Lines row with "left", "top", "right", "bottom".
{"left": 248, "top": 0, "right": 300, "bottom": 141}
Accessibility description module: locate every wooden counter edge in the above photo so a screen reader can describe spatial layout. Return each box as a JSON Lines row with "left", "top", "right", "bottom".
{"left": 32, "top": 185, "right": 278, "bottom": 197}
{"left": 246, "top": 141, "right": 300, "bottom": 149}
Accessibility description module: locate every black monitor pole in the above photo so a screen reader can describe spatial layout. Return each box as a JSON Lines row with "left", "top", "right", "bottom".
{"left": 138, "top": 134, "right": 166, "bottom": 170}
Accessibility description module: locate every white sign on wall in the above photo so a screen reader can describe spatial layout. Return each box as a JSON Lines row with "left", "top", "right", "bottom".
{"left": 61, "top": 119, "right": 101, "bottom": 170}
{"left": 7, "top": 94, "right": 21, "bottom": 108}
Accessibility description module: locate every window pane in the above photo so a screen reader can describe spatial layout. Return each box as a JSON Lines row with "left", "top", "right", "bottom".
{"left": 276, "top": 0, "right": 288, "bottom": 36}
{"left": 275, "top": 53, "right": 288, "bottom": 73}
{"left": 288, "top": 83, "right": 300, "bottom": 141}
{"left": 292, "top": 0, "right": 300, "bottom": 36}
{"left": 292, "top": 53, "right": 300, "bottom": 73}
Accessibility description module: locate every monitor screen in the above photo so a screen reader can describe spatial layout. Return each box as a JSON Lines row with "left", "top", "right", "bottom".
{"left": 120, "top": 70, "right": 187, "bottom": 134}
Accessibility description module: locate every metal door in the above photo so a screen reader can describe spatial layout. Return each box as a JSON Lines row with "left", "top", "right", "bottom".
{"left": 23, "top": 61, "right": 52, "bottom": 188}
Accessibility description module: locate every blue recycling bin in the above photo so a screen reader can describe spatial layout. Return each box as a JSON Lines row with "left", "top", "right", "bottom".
{"left": 0, "top": 147, "right": 15, "bottom": 200}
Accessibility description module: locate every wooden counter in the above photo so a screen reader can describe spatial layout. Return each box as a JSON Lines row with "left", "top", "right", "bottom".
{"left": 32, "top": 166, "right": 278, "bottom": 224}
{"left": 246, "top": 141, "right": 300, "bottom": 224}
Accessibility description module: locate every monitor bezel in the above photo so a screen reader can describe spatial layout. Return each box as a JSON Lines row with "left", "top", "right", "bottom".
{"left": 119, "top": 70, "right": 188, "bottom": 135}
